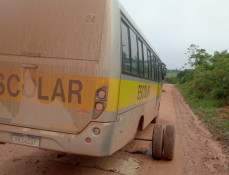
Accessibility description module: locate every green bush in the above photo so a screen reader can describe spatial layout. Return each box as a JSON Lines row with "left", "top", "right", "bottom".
{"left": 177, "top": 69, "right": 194, "bottom": 84}
{"left": 177, "top": 49, "right": 229, "bottom": 103}
{"left": 176, "top": 46, "right": 229, "bottom": 143}
{"left": 210, "top": 57, "right": 229, "bottom": 100}
{"left": 165, "top": 76, "right": 178, "bottom": 84}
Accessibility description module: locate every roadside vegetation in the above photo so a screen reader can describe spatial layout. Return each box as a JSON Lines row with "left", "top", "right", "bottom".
{"left": 170, "top": 44, "right": 229, "bottom": 143}
{"left": 164, "top": 70, "right": 179, "bottom": 84}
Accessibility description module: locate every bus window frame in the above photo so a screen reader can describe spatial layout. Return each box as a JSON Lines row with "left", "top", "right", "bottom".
{"left": 120, "top": 14, "right": 163, "bottom": 82}
{"left": 143, "top": 43, "right": 149, "bottom": 79}
{"left": 151, "top": 52, "right": 155, "bottom": 81}
{"left": 121, "top": 20, "right": 132, "bottom": 74}
{"left": 129, "top": 28, "right": 139, "bottom": 76}
{"left": 148, "top": 50, "right": 151, "bottom": 79}
{"left": 137, "top": 39, "right": 144, "bottom": 77}
{"left": 153, "top": 55, "right": 157, "bottom": 82}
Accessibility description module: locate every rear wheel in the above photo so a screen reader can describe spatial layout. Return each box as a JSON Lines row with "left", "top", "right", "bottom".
{"left": 163, "top": 125, "right": 175, "bottom": 160}
{"left": 152, "top": 124, "right": 164, "bottom": 159}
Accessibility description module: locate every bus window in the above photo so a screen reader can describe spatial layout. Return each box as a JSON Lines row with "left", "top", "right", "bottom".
{"left": 154, "top": 56, "right": 157, "bottom": 81}
{"left": 121, "top": 22, "right": 131, "bottom": 73}
{"left": 138, "top": 39, "right": 143, "bottom": 77}
{"left": 158, "top": 62, "right": 160, "bottom": 82}
{"left": 158, "top": 60, "right": 161, "bottom": 82}
{"left": 130, "top": 29, "right": 138, "bottom": 75}
{"left": 156, "top": 58, "right": 159, "bottom": 82}
{"left": 143, "top": 44, "right": 148, "bottom": 78}
{"left": 148, "top": 50, "right": 152, "bottom": 79}
{"left": 159, "top": 62, "right": 162, "bottom": 82}
{"left": 151, "top": 53, "right": 155, "bottom": 81}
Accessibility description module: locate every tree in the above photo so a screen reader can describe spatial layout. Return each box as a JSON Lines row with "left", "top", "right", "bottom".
{"left": 185, "top": 44, "right": 211, "bottom": 68}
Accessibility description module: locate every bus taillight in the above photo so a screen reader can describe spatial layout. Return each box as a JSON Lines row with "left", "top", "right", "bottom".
{"left": 93, "top": 86, "right": 108, "bottom": 119}
{"left": 97, "top": 90, "right": 106, "bottom": 99}
{"left": 95, "top": 102, "right": 104, "bottom": 111}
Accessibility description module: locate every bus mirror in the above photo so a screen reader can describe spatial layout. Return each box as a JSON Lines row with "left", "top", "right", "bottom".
{"left": 162, "top": 68, "right": 167, "bottom": 77}
{"left": 162, "top": 68, "right": 167, "bottom": 80}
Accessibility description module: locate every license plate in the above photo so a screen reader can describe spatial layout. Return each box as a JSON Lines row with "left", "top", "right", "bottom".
{"left": 12, "top": 133, "right": 40, "bottom": 147}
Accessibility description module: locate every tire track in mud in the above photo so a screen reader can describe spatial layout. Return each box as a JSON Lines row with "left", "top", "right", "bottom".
{"left": 171, "top": 84, "right": 229, "bottom": 175}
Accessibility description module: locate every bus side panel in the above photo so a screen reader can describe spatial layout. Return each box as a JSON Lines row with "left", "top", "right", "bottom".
{"left": 109, "top": 80, "right": 162, "bottom": 153}
{"left": 155, "top": 83, "right": 163, "bottom": 117}
{"left": 117, "top": 75, "right": 158, "bottom": 118}
{"left": 110, "top": 105, "right": 143, "bottom": 154}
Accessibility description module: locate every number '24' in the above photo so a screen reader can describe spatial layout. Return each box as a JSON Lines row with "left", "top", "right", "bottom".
{"left": 85, "top": 15, "right": 96, "bottom": 24}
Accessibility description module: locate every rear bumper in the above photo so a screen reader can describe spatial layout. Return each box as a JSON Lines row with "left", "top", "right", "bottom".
{"left": 0, "top": 122, "right": 115, "bottom": 157}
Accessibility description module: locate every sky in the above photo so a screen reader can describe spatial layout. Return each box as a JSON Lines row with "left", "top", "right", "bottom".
{"left": 118, "top": 0, "right": 229, "bottom": 69}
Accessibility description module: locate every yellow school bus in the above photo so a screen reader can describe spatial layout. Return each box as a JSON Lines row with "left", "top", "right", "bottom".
{"left": 0, "top": 0, "right": 173, "bottom": 159}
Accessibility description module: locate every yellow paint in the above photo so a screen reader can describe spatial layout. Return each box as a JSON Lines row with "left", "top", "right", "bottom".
{"left": 0, "top": 69, "right": 162, "bottom": 112}
{"left": 118, "top": 79, "right": 161, "bottom": 110}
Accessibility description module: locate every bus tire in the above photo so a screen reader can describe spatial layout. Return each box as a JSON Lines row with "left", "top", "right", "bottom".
{"left": 163, "top": 125, "right": 175, "bottom": 160}
{"left": 152, "top": 124, "right": 164, "bottom": 160}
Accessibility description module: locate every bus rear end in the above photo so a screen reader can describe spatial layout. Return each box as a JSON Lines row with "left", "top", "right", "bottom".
{"left": 0, "top": 0, "right": 119, "bottom": 156}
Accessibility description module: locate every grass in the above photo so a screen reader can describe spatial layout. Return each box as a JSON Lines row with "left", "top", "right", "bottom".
{"left": 166, "top": 72, "right": 178, "bottom": 78}
{"left": 176, "top": 83, "right": 229, "bottom": 144}
{"left": 164, "top": 72, "right": 179, "bottom": 84}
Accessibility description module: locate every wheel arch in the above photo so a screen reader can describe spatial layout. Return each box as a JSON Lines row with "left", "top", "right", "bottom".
{"left": 137, "top": 115, "right": 144, "bottom": 131}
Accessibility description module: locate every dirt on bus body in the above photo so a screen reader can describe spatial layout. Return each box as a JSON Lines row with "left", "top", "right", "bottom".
{"left": 0, "top": 84, "right": 228, "bottom": 175}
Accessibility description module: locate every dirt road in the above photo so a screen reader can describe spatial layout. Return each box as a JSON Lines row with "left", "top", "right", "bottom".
{"left": 0, "top": 84, "right": 228, "bottom": 175}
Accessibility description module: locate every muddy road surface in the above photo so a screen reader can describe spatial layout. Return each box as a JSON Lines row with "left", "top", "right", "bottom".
{"left": 0, "top": 84, "right": 228, "bottom": 175}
